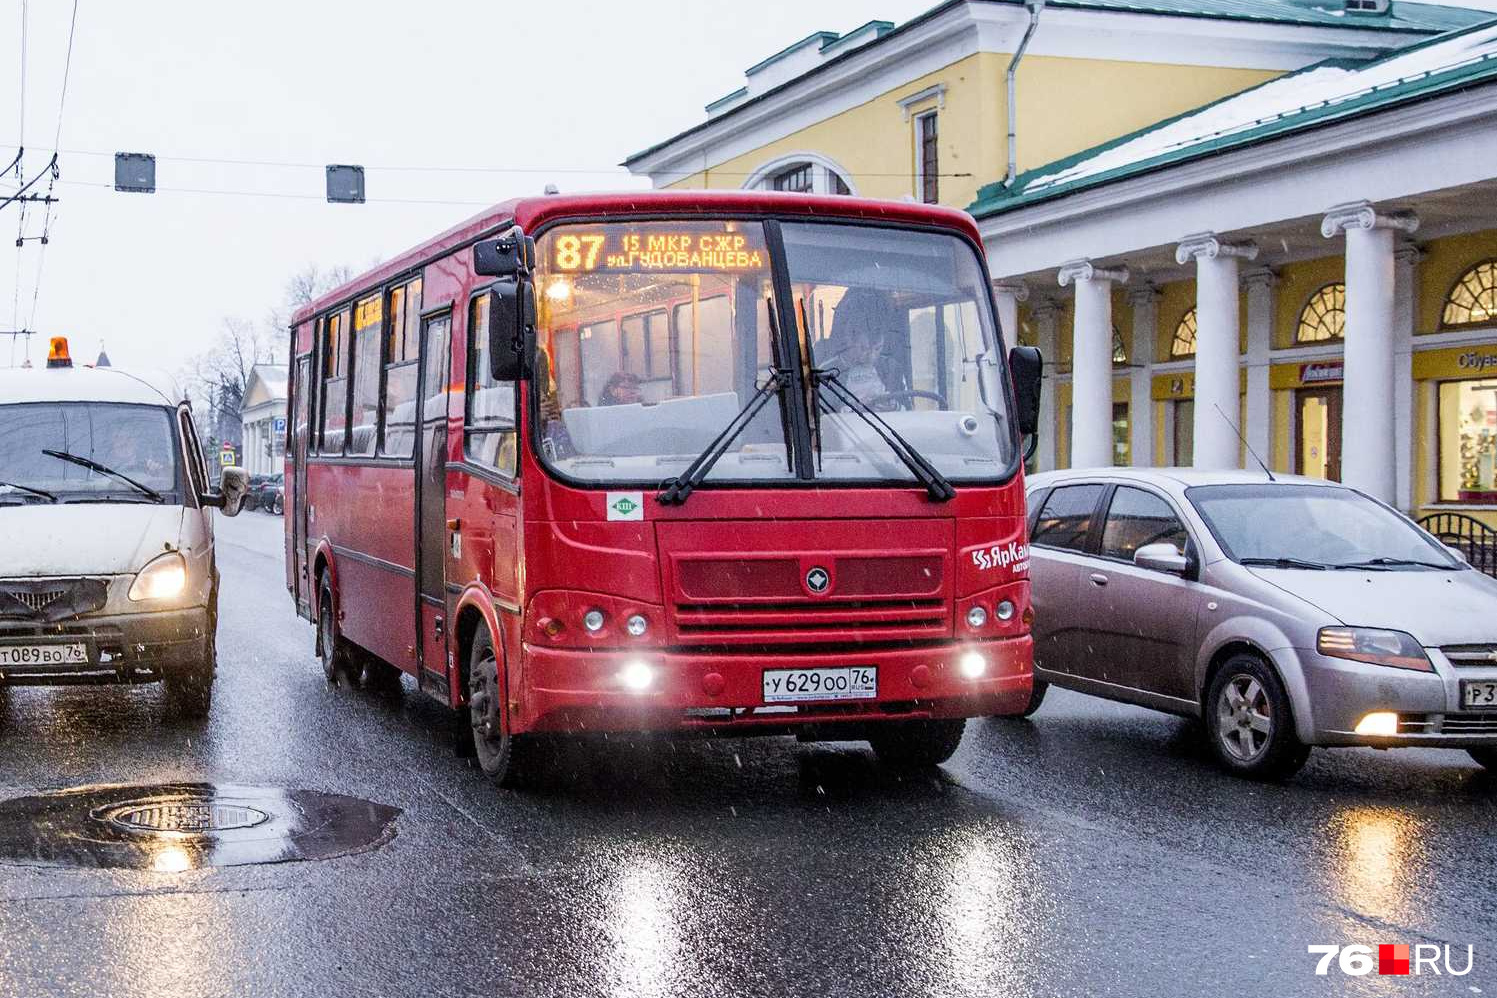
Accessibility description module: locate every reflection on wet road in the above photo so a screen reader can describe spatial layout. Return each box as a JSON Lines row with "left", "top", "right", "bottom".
{"left": 0, "top": 512, "right": 1491, "bottom": 997}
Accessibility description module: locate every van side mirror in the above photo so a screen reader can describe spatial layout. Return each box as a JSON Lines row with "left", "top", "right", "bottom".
{"left": 473, "top": 226, "right": 535, "bottom": 277}
{"left": 210, "top": 466, "right": 248, "bottom": 517}
{"left": 1009, "top": 346, "right": 1043, "bottom": 437}
{"left": 487, "top": 280, "right": 535, "bottom": 381}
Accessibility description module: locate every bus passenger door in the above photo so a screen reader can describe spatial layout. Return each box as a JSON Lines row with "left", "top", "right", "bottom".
{"left": 291, "top": 354, "right": 313, "bottom": 615}
{"left": 415, "top": 312, "right": 453, "bottom": 689}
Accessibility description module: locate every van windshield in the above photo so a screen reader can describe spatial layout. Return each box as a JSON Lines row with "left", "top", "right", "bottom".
{"left": 0, "top": 403, "right": 184, "bottom": 505}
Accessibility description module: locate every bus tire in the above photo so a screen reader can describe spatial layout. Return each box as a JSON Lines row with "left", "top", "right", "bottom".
{"left": 467, "top": 626, "right": 535, "bottom": 789}
{"left": 317, "top": 572, "right": 354, "bottom": 685}
{"left": 361, "top": 657, "right": 403, "bottom": 692}
{"left": 868, "top": 718, "right": 966, "bottom": 768}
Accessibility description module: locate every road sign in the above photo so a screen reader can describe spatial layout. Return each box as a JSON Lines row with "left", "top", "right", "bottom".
{"left": 273, "top": 417, "right": 286, "bottom": 434}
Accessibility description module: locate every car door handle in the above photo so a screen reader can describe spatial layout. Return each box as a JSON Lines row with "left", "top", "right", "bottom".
{"left": 1089, "top": 573, "right": 1109, "bottom": 587}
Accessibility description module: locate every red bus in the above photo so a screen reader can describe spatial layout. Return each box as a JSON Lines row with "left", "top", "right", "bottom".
{"left": 285, "top": 190, "right": 1044, "bottom": 785}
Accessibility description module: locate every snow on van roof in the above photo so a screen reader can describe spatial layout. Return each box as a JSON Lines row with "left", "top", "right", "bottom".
{"left": 0, "top": 365, "right": 184, "bottom": 407}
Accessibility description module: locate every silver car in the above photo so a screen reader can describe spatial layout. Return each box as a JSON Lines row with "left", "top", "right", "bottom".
{"left": 1020, "top": 468, "right": 1497, "bottom": 780}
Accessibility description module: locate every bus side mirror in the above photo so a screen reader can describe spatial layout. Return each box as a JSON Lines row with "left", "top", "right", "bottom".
{"left": 487, "top": 280, "right": 535, "bottom": 381}
{"left": 473, "top": 227, "right": 535, "bottom": 277}
{"left": 1009, "top": 346, "right": 1043, "bottom": 437}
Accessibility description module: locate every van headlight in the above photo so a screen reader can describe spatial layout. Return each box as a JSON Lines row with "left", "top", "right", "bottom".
{"left": 1316, "top": 627, "right": 1432, "bottom": 673}
{"left": 129, "top": 552, "right": 188, "bottom": 601}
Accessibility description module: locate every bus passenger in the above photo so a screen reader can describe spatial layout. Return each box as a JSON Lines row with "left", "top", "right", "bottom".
{"left": 597, "top": 372, "right": 643, "bottom": 407}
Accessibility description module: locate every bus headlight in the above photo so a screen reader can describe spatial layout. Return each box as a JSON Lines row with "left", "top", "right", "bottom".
{"left": 583, "top": 609, "right": 606, "bottom": 633}
{"left": 995, "top": 600, "right": 1016, "bottom": 621}
{"left": 959, "top": 651, "right": 988, "bottom": 679}
{"left": 965, "top": 606, "right": 987, "bottom": 629}
{"left": 129, "top": 553, "right": 187, "bottom": 601}
{"left": 626, "top": 614, "right": 648, "bottom": 637}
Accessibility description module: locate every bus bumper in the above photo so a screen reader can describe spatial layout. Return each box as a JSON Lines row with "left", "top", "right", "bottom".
{"left": 514, "top": 636, "right": 1033, "bottom": 735}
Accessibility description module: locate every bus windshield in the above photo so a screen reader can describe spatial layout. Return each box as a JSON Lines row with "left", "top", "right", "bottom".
{"left": 532, "top": 219, "right": 1014, "bottom": 486}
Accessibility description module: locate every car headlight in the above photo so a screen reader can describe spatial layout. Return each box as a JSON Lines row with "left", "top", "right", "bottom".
{"left": 1317, "top": 627, "right": 1432, "bottom": 672}
{"left": 129, "top": 552, "right": 188, "bottom": 601}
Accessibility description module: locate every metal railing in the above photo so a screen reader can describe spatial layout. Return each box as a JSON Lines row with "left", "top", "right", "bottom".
{"left": 1418, "top": 511, "right": 1497, "bottom": 578}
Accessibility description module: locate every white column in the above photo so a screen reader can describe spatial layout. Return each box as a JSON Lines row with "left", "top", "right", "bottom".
{"left": 1322, "top": 202, "right": 1419, "bottom": 504}
{"left": 1031, "top": 297, "right": 1061, "bottom": 472}
{"left": 1393, "top": 241, "right": 1422, "bottom": 511}
{"left": 1177, "top": 233, "right": 1258, "bottom": 470}
{"left": 1128, "top": 286, "right": 1159, "bottom": 468}
{"left": 1243, "top": 268, "right": 1278, "bottom": 469}
{"left": 1059, "top": 260, "right": 1129, "bottom": 469}
{"left": 992, "top": 281, "right": 1029, "bottom": 352}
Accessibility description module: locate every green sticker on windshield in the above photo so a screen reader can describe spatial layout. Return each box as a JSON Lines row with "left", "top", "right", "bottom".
{"left": 607, "top": 492, "right": 644, "bottom": 521}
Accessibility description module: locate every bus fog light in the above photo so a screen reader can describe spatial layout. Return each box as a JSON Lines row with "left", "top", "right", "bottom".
{"left": 959, "top": 652, "right": 987, "bottom": 680}
{"left": 583, "top": 609, "right": 605, "bottom": 633}
{"left": 1355, "top": 711, "right": 1399, "bottom": 737}
{"left": 965, "top": 606, "right": 987, "bottom": 629}
{"left": 625, "top": 614, "right": 648, "bottom": 637}
{"left": 995, "top": 600, "right": 1015, "bottom": 621}
{"left": 619, "top": 661, "right": 654, "bottom": 692}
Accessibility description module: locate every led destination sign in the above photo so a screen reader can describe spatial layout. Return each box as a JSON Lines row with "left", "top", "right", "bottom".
{"left": 550, "top": 226, "right": 767, "bottom": 275}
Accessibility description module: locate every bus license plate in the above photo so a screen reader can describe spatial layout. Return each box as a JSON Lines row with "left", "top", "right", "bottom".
{"left": 763, "top": 667, "right": 877, "bottom": 704}
{"left": 0, "top": 643, "right": 87, "bottom": 667}
{"left": 1462, "top": 680, "right": 1497, "bottom": 710}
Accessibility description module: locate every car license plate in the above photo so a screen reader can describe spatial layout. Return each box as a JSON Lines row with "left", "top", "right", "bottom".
{"left": 763, "top": 666, "right": 877, "bottom": 703}
{"left": 0, "top": 642, "right": 87, "bottom": 667}
{"left": 1461, "top": 680, "right": 1497, "bottom": 710}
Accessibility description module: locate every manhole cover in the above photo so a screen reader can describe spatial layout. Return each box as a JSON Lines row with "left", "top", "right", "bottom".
{"left": 0, "top": 783, "right": 400, "bottom": 870}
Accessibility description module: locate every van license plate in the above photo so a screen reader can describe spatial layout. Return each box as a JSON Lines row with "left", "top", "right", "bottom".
{"left": 1462, "top": 680, "right": 1497, "bottom": 710}
{"left": 0, "top": 643, "right": 87, "bottom": 667}
{"left": 763, "top": 667, "right": 877, "bottom": 703}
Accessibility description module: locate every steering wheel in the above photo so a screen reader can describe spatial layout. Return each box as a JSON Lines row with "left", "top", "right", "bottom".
{"left": 864, "top": 389, "right": 947, "bottom": 412}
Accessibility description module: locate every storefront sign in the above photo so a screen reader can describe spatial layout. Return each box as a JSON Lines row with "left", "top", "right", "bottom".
{"left": 1299, "top": 361, "right": 1344, "bottom": 385}
{"left": 1456, "top": 349, "right": 1497, "bottom": 373}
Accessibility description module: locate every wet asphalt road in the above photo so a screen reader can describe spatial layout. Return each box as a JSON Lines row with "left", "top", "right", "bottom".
{"left": 0, "top": 512, "right": 1493, "bottom": 998}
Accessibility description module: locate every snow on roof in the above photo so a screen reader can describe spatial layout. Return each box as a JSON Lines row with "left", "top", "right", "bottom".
{"left": 0, "top": 365, "right": 183, "bottom": 407}
{"left": 971, "top": 20, "right": 1497, "bottom": 213}
{"left": 246, "top": 364, "right": 289, "bottom": 402}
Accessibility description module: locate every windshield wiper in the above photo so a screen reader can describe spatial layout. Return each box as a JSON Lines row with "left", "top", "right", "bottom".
{"left": 0, "top": 480, "right": 57, "bottom": 503}
{"left": 42, "top": 450, "right": 163, "bottom": 503}
{"left": 1331, "top": 557, "right": 1459, "bottom": 571}
{"left": 1239, "top": 557, "right": 1329, "bottom": 571}
{"left": 656, "top": 368, "right": 792, "bottom": 506}
{"left": 811, "top": 368, "right": 956, "bottom": 502}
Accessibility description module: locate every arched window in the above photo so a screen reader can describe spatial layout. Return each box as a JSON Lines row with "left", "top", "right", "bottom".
{"left": 1171, "top": 308, "right": 1197, "bottom": 358}
{"left": 744, "top": 154, "right": 856, "bottom": 197}
{"left": 1297, "top": 284, "right": 1345, "bottom": 343}
{"left": 1442, "top": 260, "right": 1497, "bottom": 329}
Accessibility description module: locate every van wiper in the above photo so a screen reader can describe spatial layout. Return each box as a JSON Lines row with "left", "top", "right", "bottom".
{"left": 656, "top": 368, "right": 791, "bottom": 506}
{"left": 42, "top": 450, "right": 163, "bottom": 503}
{"left": 1239, "top": 557, "right": 1328, "bottom": 571}
{"left": 0, "top": 480, "right": 57, "bottom": 503}
{"left": 811, "top": 368, "right": 956, "bottom": 502}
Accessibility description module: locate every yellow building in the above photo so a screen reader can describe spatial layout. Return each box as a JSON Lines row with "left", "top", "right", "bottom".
{"left": 626, "top": 0, "right": 1497, "bottom": 537}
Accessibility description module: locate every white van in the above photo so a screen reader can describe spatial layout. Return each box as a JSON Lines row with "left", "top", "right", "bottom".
{"left": 0, "top": 339, "right": 247, "bottom": 716}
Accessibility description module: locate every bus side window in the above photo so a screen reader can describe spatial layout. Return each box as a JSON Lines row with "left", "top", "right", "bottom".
{"left": 380, "top": 277, "right": 422, "bottom": 459}
{"left": 319, "top": 307, "right": 352, "bottom": 454}
{"left": 465, "top": 293, "right": 517, "bottom": 478}
{"left": 348, "top": 293, "right": 383, "bottom": 457}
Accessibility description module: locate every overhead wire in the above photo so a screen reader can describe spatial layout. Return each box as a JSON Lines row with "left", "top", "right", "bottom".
{"left": 12, "top": 0, "right": 29, "bottom": 342}
{"left": 26, "top": 0, "right": 79, "bottom": 334}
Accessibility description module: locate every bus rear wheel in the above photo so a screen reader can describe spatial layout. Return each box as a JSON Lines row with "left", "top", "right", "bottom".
{"left": 467, "top": 627, "right": 537, "bottom": 789}
{"left": 868, "top": 718, "right": 966, "bottom": 768}
{"left": 317, "top": 573, "right": 354, "bottom": 684}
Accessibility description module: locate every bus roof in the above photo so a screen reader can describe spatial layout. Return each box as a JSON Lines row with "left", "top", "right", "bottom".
{"left": 0, "top": 364, "right": 183, "bottom": 407}
{"left": 290, "top": 190, "right": 983, "bottom": 326}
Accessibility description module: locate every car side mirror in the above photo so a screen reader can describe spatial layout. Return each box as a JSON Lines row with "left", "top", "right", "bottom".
{"left": 486, "top": 280, "right": 535, "bottom": 381}
{"left": 1135, "top": 542, "right": 1189, "bottom": 575}
{"left": 210, "top": 466, "right": 248, "bottom": 517}
{"left": 1009, "top": 346, "right": 1043, "bottom": 438}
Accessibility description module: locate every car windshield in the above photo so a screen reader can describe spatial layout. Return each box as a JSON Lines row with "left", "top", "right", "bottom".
{"left": 532, "top": 219, "right": 1015, "bottom": 486}
{"left": 0, "top": 402, "right": 183, "bottom": 504}
{"left": 1186, "top": 483, "right": 1459, "bottom": 570}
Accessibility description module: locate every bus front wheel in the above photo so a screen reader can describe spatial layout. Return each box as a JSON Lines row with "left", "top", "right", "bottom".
{"left": 317, "top": 573, "right": 354, "bottom": 684}
{"left": 467, "top": 627, "right": 537, "bottom": 789}
{"left": 868, "top": 718, "right": 966, "bottom": 768}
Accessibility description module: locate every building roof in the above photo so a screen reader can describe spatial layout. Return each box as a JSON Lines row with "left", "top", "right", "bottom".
{"left": 0, "top": 365, "right": 182, "bottom": 407}
{"left": 970, "top": 19, "right": 1497, "bottom": 217}
{"left": 625, "top": 0, "right": 1488, "bottom": 169}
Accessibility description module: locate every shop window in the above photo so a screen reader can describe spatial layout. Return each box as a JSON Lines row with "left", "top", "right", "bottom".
{"left": 1441, "top": 260, "right": 1497, "bottom": 330}
{"left": 1296, "top": 284, "right": 1345, "bottom": 343}
{"left": 1438, "top": 379, "right": 1497, "bottom": 504}
{"left": 1171, "top": 308, "right": 1197, "bottom": 358}
{"left": 916, "top": 111, "right": 939, "bottom": 204}
{"left": 1112, "top": 401, "right": 1130, "bottom": 466}
{"left": 1173, "top": 399, "right": 1195, "bottom": 466}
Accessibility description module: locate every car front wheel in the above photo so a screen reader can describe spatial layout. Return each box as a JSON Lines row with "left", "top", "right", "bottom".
{"left": 1205, "top": 654, "right": 1309, "bottom": 781}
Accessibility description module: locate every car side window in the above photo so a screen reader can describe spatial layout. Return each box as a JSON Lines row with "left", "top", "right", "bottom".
{"left": 1031, "top": 484, "right": 1106, "bottom": 552}
{"left": 1026, "top": 487, "right": 1050, "bottom": 537}
{"left": 1101, "top": 486, "right": 1190, "bottom": 562}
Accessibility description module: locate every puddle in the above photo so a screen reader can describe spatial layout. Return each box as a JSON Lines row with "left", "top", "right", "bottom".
{"left": 0, "top": 783, "right": 400, "bottom": 870}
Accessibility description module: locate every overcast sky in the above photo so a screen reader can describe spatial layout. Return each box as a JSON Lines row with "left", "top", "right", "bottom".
{"left": 3, "top": 0, "right": 1495, "bottom": 375}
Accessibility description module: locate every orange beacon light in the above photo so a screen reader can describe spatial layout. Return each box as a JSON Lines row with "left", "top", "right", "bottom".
{"left": 46, "top": 336, "right": 72, "bottom": 369}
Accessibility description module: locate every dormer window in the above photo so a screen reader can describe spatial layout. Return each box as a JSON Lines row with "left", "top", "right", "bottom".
{"left": 1344, "top": 0, "right": 1389, "bottom": 13}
